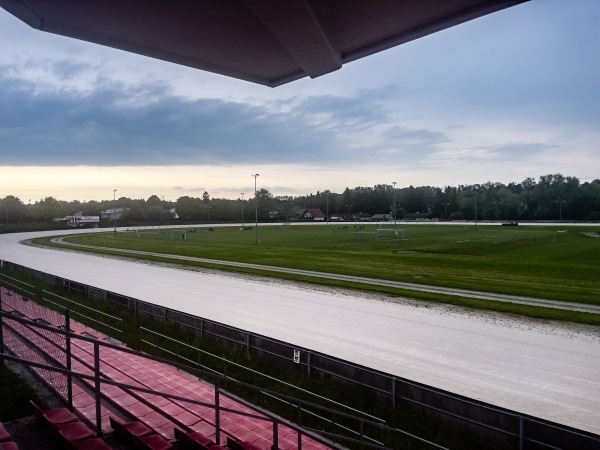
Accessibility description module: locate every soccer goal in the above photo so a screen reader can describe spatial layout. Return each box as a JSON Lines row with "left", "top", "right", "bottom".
{"left": 376, "top": 228, "right": 405, "bottom": 240}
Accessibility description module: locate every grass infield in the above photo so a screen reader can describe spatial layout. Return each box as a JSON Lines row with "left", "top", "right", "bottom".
{"left": 35, "top": 223, "right": 600, "bottom": 324}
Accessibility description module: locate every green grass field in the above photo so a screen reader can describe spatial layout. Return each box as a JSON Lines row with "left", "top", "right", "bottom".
{"left": 40, "top": 224, "right": 600, "bottom": 310}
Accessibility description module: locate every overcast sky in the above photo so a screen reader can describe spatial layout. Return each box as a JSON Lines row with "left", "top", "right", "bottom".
{"left": 1, "top": 1, "right": 599, "bottom": 202}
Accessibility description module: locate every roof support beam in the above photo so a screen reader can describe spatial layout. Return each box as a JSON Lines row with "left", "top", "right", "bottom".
{"left": 243, "top": 0, "right": 341, "bottom": 79}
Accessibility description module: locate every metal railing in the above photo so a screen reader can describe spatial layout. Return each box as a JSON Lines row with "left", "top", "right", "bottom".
{"left": 139, "top": 327, "right": 400, "bottom": 447}
{"left": 41, "top": 290, "right": 123, "bottom": 339}
{"left": 0, "top": 311, "right": 342, "bottom": 449}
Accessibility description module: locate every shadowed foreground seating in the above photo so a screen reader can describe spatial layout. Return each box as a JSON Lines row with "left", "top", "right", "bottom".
{"left": 110, "top": 416, "right": 153, "bottom": 441}
{"left": 64, "top": 437, "right": 114, "bottom": 450}
{"left": 0, "top": 422, "right": 11, "bottom": 442}
{"left": 174, "top": 428, "right": 214, "bottom": 449}
{"left": 132, "top": 433, "right": 173, "bottom": 450}
{"left": 56, "top": 421, "right": 95, "bottom": 442}
{"left": 227, "top": 437, "right": 264, "bottom": 450}
{"left": 0, "top": 442, "right": 19, "bottom": 450}
{"left": 30, "top": 400, "right": 78, "bottom": 428}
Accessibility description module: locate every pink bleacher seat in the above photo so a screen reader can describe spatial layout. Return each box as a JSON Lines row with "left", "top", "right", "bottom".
{"left": 56, "top": 421, "right": 95, "bottom": 442}
{"left": 174, "top": 428, "right": 214, "bottom": 449}
{"left": 190, "top": 421, "right": 216, "bottom": 439}
{"left": 0, "top": 422, "right": 11, "bottom": 442}
{"left": 132, "top": 433, "right": 173, "bottom": 450}
{"left": 0, "top": 441, "right": 19, "bottom": 450}
{"left": 227, "top": 437, "right": 265, "bottom": 450}
{"left": 109, "top": 417, "right": 153, "bottom": 441}
{"left": 64, "top": 437, "right": 114, "bottom": 450}
{"left": 30, "top": 400, "right": 78, "bottom": 428}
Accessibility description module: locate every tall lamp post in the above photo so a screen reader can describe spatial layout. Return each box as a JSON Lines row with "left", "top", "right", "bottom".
{"left": 474, "top": 191, "right": 478, "bottom": 226}
{"left": 326, "top": 191, "right": 329, "bottom": 225}
{"left": 392, "top": 182, "right": 397, "bottom": 229}
{"left": 494, "top": 201, "right": 502, "bottom": 221}
{"left": 160, "top": 195, "right": 164, "bottom": 228}
{"left": 251, "top": 174, "right": 259, "bottom": 245}
{"left": 113, "top": 189, "right": 117, "bottom": 233}
{"left": 240, "top": 193, "right": 245, "bottom": 228}
{"left": 442, "top": 203, "right": 449, "bottom": 220}
{"left": 556, "top": 200, "right": 566, "bottom": 221}
{"left": 29, "top": 199, "right": 35, "bottom": 223}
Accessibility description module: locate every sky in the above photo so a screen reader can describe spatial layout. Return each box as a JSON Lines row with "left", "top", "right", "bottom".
{"left": 0, "top": 1, "right": 599, "bottom": 203}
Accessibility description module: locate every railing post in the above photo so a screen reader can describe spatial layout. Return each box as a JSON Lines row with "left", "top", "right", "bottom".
{"left": 94, "top": 341, "right": 102, "bottom": 435}
{"left": 272, "top": 419, "right": 279, "bottom": 450}
{"left": 391, "top": 376, "right": 396, "bottom": 409}
{"left": 519, "top": 415, "right": 524, "bottom": 450}
{"left": 307, "top": 351, "right": 311, "bottom": 376}
{"left": 215, "top": 385, "right": 221, "bottom": 445}
{"left": 65, "top": 310, "right": 73, "bottom": 412}
{"left": 360, "top": 419, "right": 364, "bottom": 450}
{"left": 0, "top": 286, "right": 4, "bottom": 367}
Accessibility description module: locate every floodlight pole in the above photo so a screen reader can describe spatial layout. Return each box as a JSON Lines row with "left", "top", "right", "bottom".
{"left": 326, "top": 191, "right": 329, "bottom": 225}
{"left": 556, "top": 200, "right": 565, "bottom": 221}
{"left": 160, "top": 195, "right": 164, "bottom": 228}
{"left": 252, "top": 174, "right": 259, "bottom": 245}
{"left": 494, "top": 201, "right": 503, "bottom": 221}
{"left": 474, "top": 191, "right": 478, "bottom": 227}
{"left": 442, "top": 203, "right": 449, "bottom": 220}
{"left": 113, "top": 189, "right": 117, "bottom": 233}
{"left": 392, "top": 182, "right": 397, "bottom": 229}
{"left": 29, "top": 199, "right": 35, "bottom": 223}
{"left": 240, "top": 193, "right": 245, "bottom": 228}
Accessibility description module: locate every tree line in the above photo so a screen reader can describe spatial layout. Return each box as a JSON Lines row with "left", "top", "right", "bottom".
{"left": 1, "top": 174, "right": 599, "bottom": 227}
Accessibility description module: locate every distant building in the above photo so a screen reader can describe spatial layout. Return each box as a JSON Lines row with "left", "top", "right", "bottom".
{"left": 403, "top": 212, "right": 433, "bottom": 221}
{"left": 371, "top": 214, "right": 392, "bottom": 221}
{"left": 101, "top": 208, "right": 127, "bottom": 221}
{"left": 288, "top": 208, "right": 325, "bottom": 221}
{"left": 67, "top": 212, "right": 100, "bottom": 228}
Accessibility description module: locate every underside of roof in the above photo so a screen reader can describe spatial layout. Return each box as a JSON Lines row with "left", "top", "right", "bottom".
{"left": 0, "top": 0, "right": 528, "bottom": 87}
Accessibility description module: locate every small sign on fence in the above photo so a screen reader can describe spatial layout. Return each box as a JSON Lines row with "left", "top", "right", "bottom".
{"left": 293, "top": 349, "right": 300, "bottom": 364}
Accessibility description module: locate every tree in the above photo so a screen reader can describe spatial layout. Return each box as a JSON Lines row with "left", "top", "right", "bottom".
{"left": 176, "top": 196, "right": 202, "bottom": 221}
{"left": 1, "top": 196, "right": 27, "bottom": 223}
{"left": 254, "top": 188, "right": 275, "bottom": 221}
{"left": 35, "top": 197, "right": 61, "bottom": 222}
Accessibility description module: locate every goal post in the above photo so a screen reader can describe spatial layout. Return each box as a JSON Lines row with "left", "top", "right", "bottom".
{"left": 376, "top": 228, "right": 405, "bottom": 241}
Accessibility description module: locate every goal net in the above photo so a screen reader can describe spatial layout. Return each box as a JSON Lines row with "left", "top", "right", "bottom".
{"left": 376, "top": 229, "right": 404, "bottom": 241}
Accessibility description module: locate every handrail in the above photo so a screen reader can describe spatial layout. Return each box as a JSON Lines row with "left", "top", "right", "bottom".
{"left": 141, "top": 326, "right": 386, "bottom": 424}
{"left": 42, "top": 290, "right": 123, "bottom": 323}
{"left": 41, "top": 291, "right": 122, "bottom": 337}
{"left": 0, "top": 313, "right": 344, "bottom": 449}
{"left": 0, "top": 273, "right": 36, "bottom": 298}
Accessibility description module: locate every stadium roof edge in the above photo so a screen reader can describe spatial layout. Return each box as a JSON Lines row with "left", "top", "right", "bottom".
{"left": 0, "top": 0, "right": 529, "bottom": 87}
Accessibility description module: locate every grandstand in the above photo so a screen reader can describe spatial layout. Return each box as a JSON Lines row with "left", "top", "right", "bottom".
{"left": 0, "top": 286, "right": 341, "bottom": 450}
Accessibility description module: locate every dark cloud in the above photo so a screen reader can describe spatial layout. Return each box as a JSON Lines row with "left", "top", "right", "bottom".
{"left": 51, "top": 60, "right": 91, "bottom": 80}
{"left": 0, "top": 68, "right": 352, "bottom": 166}
{"left": 297, "top": 86, "right": 397, "bottom": 127}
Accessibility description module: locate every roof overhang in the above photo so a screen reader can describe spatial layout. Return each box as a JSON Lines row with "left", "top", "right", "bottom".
{"left": 0, "top": 0, "right": 529, "bottom": 87}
